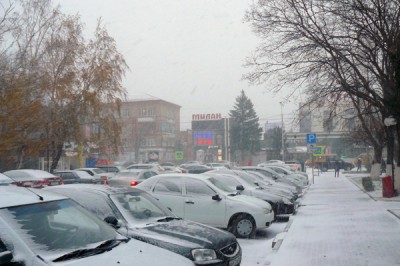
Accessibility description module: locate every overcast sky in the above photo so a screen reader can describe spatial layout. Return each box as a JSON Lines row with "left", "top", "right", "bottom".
{"left": 55, "top": 0, "right": 299, "bottom": 130}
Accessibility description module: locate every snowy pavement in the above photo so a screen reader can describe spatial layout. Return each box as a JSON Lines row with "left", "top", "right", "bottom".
{"left": 239, "top": 170, "right": 400, "bottom": 266}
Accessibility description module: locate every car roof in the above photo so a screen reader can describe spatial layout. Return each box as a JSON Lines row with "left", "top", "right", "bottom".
{"left": 45, "top": 183, "right": 143, "bottom": 195}
{"left": 3, "top": 169, "right": 56, "bottom": 178}
{"left": 0, "top": 186, "right": 68, "bottom": 208}
{"left": 156, "top": 173, "right": 210, "bottom": 180}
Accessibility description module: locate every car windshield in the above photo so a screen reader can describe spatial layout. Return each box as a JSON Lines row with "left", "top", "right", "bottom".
{"left": 110, "top": 192, "right": 175, "bottom": 225}
{"left": 0, "top": 199, "right": 118, "bottom": 261}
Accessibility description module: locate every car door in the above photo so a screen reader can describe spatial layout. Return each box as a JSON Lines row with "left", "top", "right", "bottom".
{"left": 151, "top": 177, "right": 185, "bottom": 217}
{"left": 183, "top": 178, "right": 226, "bottom": 227}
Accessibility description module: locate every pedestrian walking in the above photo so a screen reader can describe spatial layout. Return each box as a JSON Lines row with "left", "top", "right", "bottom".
{"left": 334, "top": 160, "right": 340, "bottom": 177}
{"left": 381, "top": 158, "right": 386, "bottom": 174}
{"left": 357, "top": 158, "right": 362, "bottom": 172}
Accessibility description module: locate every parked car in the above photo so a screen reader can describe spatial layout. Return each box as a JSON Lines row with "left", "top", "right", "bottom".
{"left": 263, "top": 165, "right": 309, "bottom": 185}
{"left": 74, "top": 167, "right": 114, "bottom": 181}
{"left": 3, "top": 169, "right": 63, "bottom": 188}
{"left": 0, "top": 173, "right": 12, "bottom": 186}
{"left": 137, "top": 174, "right": 274, "bottom": 238}
{"left": 257, "top": 160, "right": 286, "bottom": 166}
{"left": 54, "top": 170, "right": 103, "bottom": 184}
{"left": 205, "top": 162, "right": 230, "bottom": 169}
{"left": 95, "top": 165, "right": 127, "bottom": 175}
{"left": 45, "top": 185, "right": 241, "bottom": 266}
{"left": 285, "top": 161, "right": 302, "bottom": 172}
{"left": 107, "top": 169, "right": 158, "bottom": 187}
{"left": 180, "top": 164, "right": 212, "bottom": 174}
{"left": 204, "top": 171, "right": 295, "bottom": 220}
{"left": 127, "top": 163, "right": 165, "bottom": 173}
{"left": 0, "top": 186, "right": 194, "bottom": 266}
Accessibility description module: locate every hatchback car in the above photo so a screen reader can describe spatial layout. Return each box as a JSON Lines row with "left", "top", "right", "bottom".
{"left": 0, "top": 186, "right": 194, "bottom": 265}
{"left": 107, "top": 169, "right": 158, "bottom": 187}
{"left": 3, "top": 169, "right": 63, "bottom": 188}
{"left": 137, "top": 174, "right": 274, "bottom": 238}
{"left": 45, "top": 185, "right": 242, "bottom": 266}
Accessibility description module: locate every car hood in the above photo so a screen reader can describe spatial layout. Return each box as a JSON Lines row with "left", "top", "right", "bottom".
{"left": 124, "top": 219, "right": 237, "bottom": 258}
{"left": 50, "top": 239, "right": 194, "bottom": 266}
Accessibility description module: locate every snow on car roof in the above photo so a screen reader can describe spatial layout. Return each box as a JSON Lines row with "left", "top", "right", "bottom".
{"left": 0, "top": 186, "right": 67, "bottom": 208}
{"left": 3, "top": 169, "right": 56, "bottom": 179}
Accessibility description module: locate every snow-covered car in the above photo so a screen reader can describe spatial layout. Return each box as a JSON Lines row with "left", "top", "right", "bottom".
{"left": 107, "top": 169, "right": 158, "bottom": 187}
{"left": 3, "top": 169, "right": 64, "bottom": 188}
{"left": 74, "top": 167, "right": 114, "bottom": 182}
{"left": 45, "top": 185, "right": 241, "bottom": 266}
{"left": 264, "top": 165, "right": 309, "bottom": 186}
{"left": 137, "top": 174, "right": 274, "bottom": 238}
{"left": 126, "top": 163, "right": 165, "bottom": 173}
{"left": 0, "top": 186, "right": 194, "bottom": 266}
{"left": 54, "top": 170, "right": 103, "bottom": 184}
{"left": 284, "top": 161, "right": 302, "bottom": 172}
{"left": 204, "top": 171, "right": 295, "bottom": 220}
{"left": 0, "top": 173, "right": 12, "bottom": 186}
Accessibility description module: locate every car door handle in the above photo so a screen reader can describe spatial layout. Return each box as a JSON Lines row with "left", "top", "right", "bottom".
{"left": 185, "top": 200, "right": 195, "bottom": 204}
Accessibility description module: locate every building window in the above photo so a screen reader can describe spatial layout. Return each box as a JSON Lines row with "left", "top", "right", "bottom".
{"left": 139, "top": 107, "right": 155, "bottom": 117}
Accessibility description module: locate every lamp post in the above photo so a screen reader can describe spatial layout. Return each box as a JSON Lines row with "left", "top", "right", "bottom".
{"left": 384, "top": 116, "right": 397, "bottom": 195}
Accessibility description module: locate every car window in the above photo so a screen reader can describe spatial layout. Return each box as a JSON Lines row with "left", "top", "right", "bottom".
{"left": 93, "top": 168, "right": 107, "bottom": 174}
{"left": 143, "top": 171, "right": 157, "bottom": 179}
{"left": 185, "top": 178, "right": 216, "bottom": 195}
{"left": 58, "top": 172, "right": 75, "bottom": 180}
{"left": 154, "top": 178, "right": 182, "bottom": 195}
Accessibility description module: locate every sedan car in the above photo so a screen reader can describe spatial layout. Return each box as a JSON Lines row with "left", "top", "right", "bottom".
{"left": 74, "top": 167, "right": 114, "bottom": 181}
{"left": 137, "top": 174, "right": 274, "bottom": 238}
{"left": 3, "top": 169, "right": 63, "bottom": 188}
{"left": 54, "top": 170, "right": 103, "bottom": 184}
{"left": 45, "top": 185, "right": 241, "bottom": 266}
{"left": 127, "top": 163, "right": 165, "bottom": 173}
{"left": 204, "top": 171, "right": 296, "bottom": 220}
{"left": 0, "top": 186, "right": 194, "bottom": 266}
{"left": 107, "top": 169, "right": 158, "bottom": 187}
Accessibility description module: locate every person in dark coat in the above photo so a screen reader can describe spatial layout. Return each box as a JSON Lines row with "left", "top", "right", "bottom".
{"left": 334, "top": 160, "right": 340, "bottom": 177}
{"left": 357, "top": 158, "right": 362, "bottom": 172}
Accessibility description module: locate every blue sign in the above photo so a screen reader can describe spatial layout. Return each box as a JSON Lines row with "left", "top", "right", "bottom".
{"left": 306, "top": 133, "right": 317, "bottom": 144}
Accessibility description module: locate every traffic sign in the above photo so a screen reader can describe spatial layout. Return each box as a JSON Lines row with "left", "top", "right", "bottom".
{"left": 313, "top": 146, "right": 324, "bottom": 156}
{"left": 306, "top": 133, "right": 317, "bottom": 144}
{"left": 174, "top": 151, "right": 184, "bottom": 160}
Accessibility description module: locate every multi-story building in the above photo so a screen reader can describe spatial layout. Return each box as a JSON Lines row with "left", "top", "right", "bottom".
{"left": 119, "top": 97, "right": 180, "bottom": 163}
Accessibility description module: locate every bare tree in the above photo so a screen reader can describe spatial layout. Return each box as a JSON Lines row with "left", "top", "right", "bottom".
{"left": 244, "top": 0, "right": 400, "bottom": 163}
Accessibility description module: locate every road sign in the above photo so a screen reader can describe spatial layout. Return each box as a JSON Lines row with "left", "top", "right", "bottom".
{"left": 306, "top": 133, "right": 317, "bottom": 144}
{"left": 174, "top": 151, "right": 184, "bottom": 160}
{"left": 312, "top": 146, "right": 324, "bottom": 156}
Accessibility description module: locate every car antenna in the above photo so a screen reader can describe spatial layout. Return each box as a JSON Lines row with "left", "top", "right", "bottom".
{"left": 6, "top": 175, "right": 44, "bottom": 201}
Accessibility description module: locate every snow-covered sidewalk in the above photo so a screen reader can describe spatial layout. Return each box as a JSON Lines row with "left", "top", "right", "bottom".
{"left": 266, "top": 170, "right": 400, "bottom": 266}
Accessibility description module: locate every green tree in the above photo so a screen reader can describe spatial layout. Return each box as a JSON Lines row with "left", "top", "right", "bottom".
{"left": 229, "top": 90, "right": 262, "bottom": 164}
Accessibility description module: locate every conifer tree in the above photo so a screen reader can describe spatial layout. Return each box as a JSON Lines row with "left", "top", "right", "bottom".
{"left": 229, "top": 90, "right": 262, "bottom": 163}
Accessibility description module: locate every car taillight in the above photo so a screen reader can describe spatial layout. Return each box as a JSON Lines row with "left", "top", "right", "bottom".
{"left": 130, "top": 180, "right": 138, "bottom": 186}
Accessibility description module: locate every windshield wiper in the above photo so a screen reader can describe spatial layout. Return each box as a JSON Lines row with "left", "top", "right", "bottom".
{"left": 156, "top": 216, "right": 182, "bottom": 222}
{"left": 53, "top": 238, "right": 129, "bottom": 262}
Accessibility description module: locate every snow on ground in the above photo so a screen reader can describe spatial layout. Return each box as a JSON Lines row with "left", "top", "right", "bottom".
{"left": 238, "top": 168, "right": 400, "bottom": 266}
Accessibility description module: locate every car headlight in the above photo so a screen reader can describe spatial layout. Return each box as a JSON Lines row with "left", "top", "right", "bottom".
{"left": 192, "top": 249, "right": 217, "bottom": 262}
{"left": 263, "top": 207, "right": 272, "bottom": 214}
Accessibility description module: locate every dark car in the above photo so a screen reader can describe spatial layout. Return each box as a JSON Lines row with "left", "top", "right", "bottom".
{"left": 45, "top": 185, "right": 241, "bottom": 266}
{"left": 54, "top": 170, "right": 103, "bottom": 184}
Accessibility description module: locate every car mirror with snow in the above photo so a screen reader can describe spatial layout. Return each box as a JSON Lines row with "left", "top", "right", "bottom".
{"left": 236, "top": 185, "right": 245, "bottom": 191}
{"left": 212, "top": 194, "right": 222, "bottom": 201}
{"left": 104, "top": 216, "right": 121, "bottom": 229}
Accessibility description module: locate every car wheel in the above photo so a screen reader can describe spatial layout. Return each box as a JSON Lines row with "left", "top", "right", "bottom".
{"left": 229, "top": 214, "right": 256, "bottom": 239}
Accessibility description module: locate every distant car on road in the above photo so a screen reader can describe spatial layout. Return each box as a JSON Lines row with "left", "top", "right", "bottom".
{"left": 3, "top": 169, "right": 63, "bottom": 188}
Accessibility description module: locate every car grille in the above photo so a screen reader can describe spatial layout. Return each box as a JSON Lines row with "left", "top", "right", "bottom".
{"left": 276, "top": 202, "right": 295, "bottom": 215}
{"left": 219, "top": 242, "right": 239, "bottom": 257}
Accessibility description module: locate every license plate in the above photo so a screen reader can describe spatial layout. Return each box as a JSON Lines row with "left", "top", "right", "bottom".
{"left": 229, "top": 255, "right": 241, "bottom": 266}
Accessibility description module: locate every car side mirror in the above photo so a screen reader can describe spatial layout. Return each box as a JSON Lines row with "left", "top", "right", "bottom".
{"left": 236, "top": 185, "right": 244, "bottom": 191}
{"left": 212, "top": 194, "right": 222, "bottom": 201}
{"left": 104, "top": 216, "right": 121, "bottom": 229}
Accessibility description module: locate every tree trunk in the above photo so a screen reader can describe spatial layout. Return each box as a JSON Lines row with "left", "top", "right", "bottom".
{"left": 50, "top": 142, "right": 63, "bottom": 173}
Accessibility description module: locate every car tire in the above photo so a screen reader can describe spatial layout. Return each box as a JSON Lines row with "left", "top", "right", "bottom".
{"left": 229, "top": 214, "right": 256, "bottom": 239}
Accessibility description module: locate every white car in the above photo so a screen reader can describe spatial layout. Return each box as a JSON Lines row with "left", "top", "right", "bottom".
{"left": 0, "top": 186, "right": 194, "bottom": 266}
{"left": 74, "top": 167, "right": 114, "bottom": 182}
{"left": 137, "top": 174, "right": 274, "bottom": 238}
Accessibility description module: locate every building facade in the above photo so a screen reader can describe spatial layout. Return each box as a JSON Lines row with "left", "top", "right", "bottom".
{"left": 119, "top": 98, "right": 180, "bottom": 163}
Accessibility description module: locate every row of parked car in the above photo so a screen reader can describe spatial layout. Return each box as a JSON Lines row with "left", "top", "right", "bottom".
{"left": 0, "top": 163, "right": 309, "bottom": 265}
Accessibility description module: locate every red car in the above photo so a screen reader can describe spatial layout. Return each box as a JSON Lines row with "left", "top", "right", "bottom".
{"left": 3, "top": 169, "right": 63, "bottom": 188}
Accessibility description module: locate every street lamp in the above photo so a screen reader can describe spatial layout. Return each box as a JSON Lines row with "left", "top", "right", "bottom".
{"left": 384, "top": 116, "right": 397, "bottom": 195}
